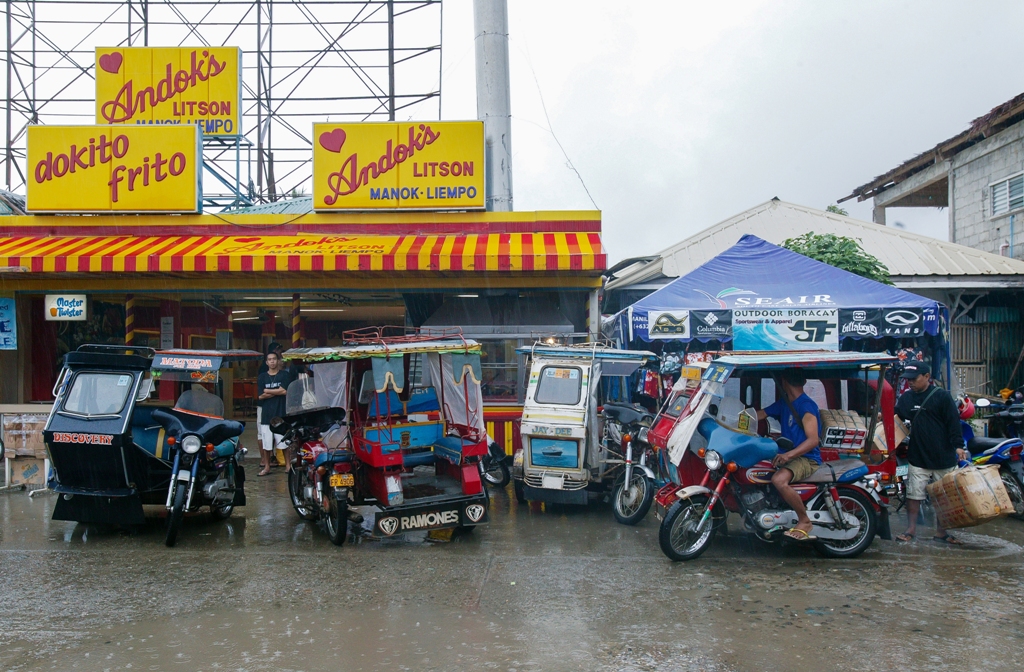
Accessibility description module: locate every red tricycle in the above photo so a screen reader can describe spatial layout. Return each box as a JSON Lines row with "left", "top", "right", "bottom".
{"left": 279, "top": 328, "right": 490, "bottom": 540}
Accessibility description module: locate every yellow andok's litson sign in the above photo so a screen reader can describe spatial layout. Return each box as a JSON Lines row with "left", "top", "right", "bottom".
{"left": 27, "top": 125, "right": 201, "bottom": 213}
{"left": 95, "top": 47, "right": 241, "bottom": 136}
{"left": 312, "top": 121, "right": 485, "bottom": 210}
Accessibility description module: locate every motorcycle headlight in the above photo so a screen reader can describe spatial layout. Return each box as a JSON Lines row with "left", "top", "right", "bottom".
{"left": 637, "top": 427, "right": 650, "bottom": 443}
{"left": 181, "top": 435, "right": 202, "bottom": 455}
{"left": 704, "top": 449, "right": 723, "bottom": 471}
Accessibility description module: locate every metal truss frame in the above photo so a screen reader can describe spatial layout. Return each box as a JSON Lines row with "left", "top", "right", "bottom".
{"left": 3, "top": 0, "right": 442, "bottom": 208}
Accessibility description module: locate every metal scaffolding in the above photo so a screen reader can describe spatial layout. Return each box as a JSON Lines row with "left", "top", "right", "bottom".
{"left": 2, "top": 0, "right": 442, "bottom": 208}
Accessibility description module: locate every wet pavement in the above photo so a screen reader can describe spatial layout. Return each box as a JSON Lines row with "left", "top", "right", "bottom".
{"left": 2, "top": 464, "right": 1024, "bottom": 672}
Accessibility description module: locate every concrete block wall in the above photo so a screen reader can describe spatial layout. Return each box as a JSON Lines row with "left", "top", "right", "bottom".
{"left": 952, "top": 122, "right": 1024, "bottom": 257}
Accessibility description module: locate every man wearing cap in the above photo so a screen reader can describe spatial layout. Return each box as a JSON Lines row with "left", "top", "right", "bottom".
{"left": 894, "top": 362, "right": 969, "bottom": 544}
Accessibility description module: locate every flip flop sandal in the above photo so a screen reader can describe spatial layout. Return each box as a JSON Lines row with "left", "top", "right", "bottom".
{"left": 258, "top": 468, "right": 272, "bottom": 477}
{"left": 895, "top": 533, "right": 915, "bottom": 542}
{"left": 784, "top": 528, "right": 817, "bottom": 542}
{"left": 932, "top": 534, "right": 964, "bottom": 545}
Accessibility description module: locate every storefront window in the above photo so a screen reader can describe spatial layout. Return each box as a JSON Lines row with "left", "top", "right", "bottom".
{"left": 480, "top": 339, "right": 521, "bottom": 402}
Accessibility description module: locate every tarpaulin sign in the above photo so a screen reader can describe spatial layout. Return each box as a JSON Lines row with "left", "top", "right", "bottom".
{"left": 732, "top": 308, "right": 839, "bottom": 351}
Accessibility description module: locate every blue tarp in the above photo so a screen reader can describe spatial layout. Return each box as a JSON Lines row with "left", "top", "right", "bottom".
{"left": 615, "top": 235, "right": 947, "bottom": 348}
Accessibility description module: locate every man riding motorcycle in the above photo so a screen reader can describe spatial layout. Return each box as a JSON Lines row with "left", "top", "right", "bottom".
{"left": 755, "top": 369, "right": 822, "bottom": 541}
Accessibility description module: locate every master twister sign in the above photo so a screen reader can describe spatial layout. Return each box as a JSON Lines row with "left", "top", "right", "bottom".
{"left": 95, "top": 47, "right": 241, "bottom": 136}
{"left": 27, "top": 125, "right": 202, "bottom": 213}
{"left": 312, "top": 121, "right": 485, "bottom": 211}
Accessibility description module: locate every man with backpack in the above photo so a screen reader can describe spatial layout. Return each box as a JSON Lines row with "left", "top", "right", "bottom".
{"left": 894, "top": 362, "right": 969, "bottom": 545}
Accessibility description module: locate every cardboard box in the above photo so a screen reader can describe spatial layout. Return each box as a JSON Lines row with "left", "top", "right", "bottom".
{"left": 872, "top": 415, "right": 909, "bottom": 454}
{"left": 8, "top": 457, "right": 47, "bottom": 487}
{"left": 926, "top": 464, "right": 1013, "bottom": 529}
{"left": 819, "top": 409, "right": 868, "bottom": 452}
{"left": 3, "top": 414, "right": 49, "bottom": 459}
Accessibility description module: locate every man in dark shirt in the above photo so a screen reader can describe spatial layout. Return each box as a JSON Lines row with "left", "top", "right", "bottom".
{"left": 257, "top": 342, "right": 288, "bottom": 467}
{"left": 894, "top": 362, "right": 969, "bottom": 544}
{"left": 257, "top": 351, "right": 292, "bottom": 476}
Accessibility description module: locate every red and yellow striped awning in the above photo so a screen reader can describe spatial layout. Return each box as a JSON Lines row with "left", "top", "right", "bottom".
{"left": 0, "top": 232, "right": 605, "bottom": 273}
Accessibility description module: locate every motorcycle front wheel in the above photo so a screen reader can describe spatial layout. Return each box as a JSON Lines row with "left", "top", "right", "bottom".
{"left": 658, "top": 495, "right": 715, "bottom": 561}
{"left": 323, "top": 490, "right": 348, "bottom": 546}
{"left": 999, "top": 469, "right": 1024, "bottom": 520}
{"left": 288, "top": 468, "right": 316, "bottom": 521}
{"left": 165, "top": 481, "right": 187, "bottom": 547}
{"left": 812, "top": 488, "right": 876, "bottom": 559}
{"left": 612, "top": 471, "right": 654, "bottom": 525}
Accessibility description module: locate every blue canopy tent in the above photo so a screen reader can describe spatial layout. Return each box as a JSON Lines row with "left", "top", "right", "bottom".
{"left": 610, "top": 235, "right": 950, "bottom": 382}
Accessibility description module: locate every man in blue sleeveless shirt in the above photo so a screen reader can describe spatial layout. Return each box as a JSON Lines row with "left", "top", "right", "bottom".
{"left": 757, "top": 369, "right": 822, "bottom": 541}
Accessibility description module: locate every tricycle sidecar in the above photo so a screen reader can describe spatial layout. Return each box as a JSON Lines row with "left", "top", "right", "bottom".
{"left": 44, "top": 345, "right": 260, "bottom": 531}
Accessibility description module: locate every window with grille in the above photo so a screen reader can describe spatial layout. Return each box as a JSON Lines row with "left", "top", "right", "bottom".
{"left": 991, "top": 173, "right": 1024, "bottom": 216}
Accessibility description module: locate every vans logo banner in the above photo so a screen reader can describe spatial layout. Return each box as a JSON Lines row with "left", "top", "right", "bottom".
{"left": 882, "top": 308, "right": 923, "bottom": 337}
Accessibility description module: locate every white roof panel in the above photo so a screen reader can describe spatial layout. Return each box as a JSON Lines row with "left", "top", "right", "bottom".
{"left": 606, "top": 199, "right": 1024, "bottom": 290}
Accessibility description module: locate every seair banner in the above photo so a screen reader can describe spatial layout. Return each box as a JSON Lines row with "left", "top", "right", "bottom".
{"left": 312, "top": 121, "right": 485, "bottom": 211}
{"left": 27, "top": 125, "right": 202, "bottom": 213}
{"left": 95, "top": 47, "right": 241, "bottom": 136}
{"left": 732, "top": 308, "right": 839, "bottom": 351}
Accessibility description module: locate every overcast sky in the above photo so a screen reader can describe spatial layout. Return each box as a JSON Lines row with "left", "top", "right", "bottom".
{"left": 420, "top": 0, "right": 1024, "bottom": 263}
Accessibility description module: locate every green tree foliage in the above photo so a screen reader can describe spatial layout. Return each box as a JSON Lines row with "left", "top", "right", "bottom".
{"left": 782, "top": 232, "right": 892, "bottom": 285}
{"left": 825, "top": 204, "right": 849, "bottom": 216}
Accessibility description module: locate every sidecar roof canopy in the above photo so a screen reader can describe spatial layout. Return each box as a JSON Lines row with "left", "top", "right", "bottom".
{"left": 516, "top": 343, "right": 657, "bottom": 362}
{"left": 704, "top": 351, "right": 898, "bottom": 383}
{"left": 284, "top": 339, "right": 481, "bottom": 362}
{"left": 151, "top": 349, "right": 263, "bottom": 372}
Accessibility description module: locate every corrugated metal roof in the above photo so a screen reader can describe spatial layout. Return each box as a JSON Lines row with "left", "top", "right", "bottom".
{"left": 606, "top": 199, "right": 1024, "bottom": 291}
{"left": 227, "top": 196, "right": 313, "bottom": 215}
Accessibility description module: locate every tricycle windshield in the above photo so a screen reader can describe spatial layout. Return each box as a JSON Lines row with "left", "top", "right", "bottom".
{"left": 535, "top": 365, "right": 582, "bottom": 405}
{"left": 64, "top": 372, "right": 133, "bottom": 416}
{"left": 174, "top": 384, "right": 224, "bottom": 417}
{"left": 286, "top": 362, "right": 348, "bottom": 416}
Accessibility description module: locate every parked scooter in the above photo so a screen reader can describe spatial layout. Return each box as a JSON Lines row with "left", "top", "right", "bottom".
{"left": 657, "top": 418, "right": 888, "bottom": 561}
{"left": 976, "top": 396, "right": 1024, "bottom": 439}
{"left": 274, "top": 406, "right": 361, "bottom": 546}
{"left": 154, "top": 407, "right": 247, "bottom": 547}
{"left": 602, "top": 402, "right": 657, "bottom": 525}
{"left": 961, "top": 398, "right": 1024, "bottom": 519}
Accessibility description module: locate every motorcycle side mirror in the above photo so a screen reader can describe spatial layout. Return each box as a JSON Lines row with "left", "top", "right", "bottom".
{"left": 775, "top": 437, "right": 794, "bottom": 452}
{"left": 976, "top": 398, "right": 991, "bottom": 408}
{"left": 269, "top": 417, "right": 288, "bottom": 434}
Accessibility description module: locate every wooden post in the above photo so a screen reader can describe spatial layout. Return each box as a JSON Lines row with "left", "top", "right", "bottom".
{"left": 292, "top": 293, "right": 302, "bottom": 348}
{"left": 125, "top": 294, "right": 135, "bottom": 346}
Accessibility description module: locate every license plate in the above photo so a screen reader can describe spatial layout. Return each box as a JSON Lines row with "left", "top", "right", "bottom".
{"left": 329, "top": 473, "right": 354, "bottom": 487}
{"left": 895, "top": 465, "right": 908, "bottom": 478}
{"left": 541, "top": 474, "right": 564, "bottom": 490}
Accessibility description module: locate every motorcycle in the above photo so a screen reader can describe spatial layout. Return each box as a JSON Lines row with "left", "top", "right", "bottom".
{"left": 960, "top": 404, "right": 1024, "bottom": 519}
{"left": 480, "top": 441, "right": 512, "bottom": 488}
{"left": 273, "top": 399, "right": 360, "bottom": 546}
{"left": 154, "top": 406, "right": 247, "bottom": 547}
{"left": 975, "top": 396, "right": 1024, "bottom": 439}
{"left": 657, "top": 418, "right": 888, "bottom": 561}
{"left": 602, "top": 402, "right": 657, "bottom": 525}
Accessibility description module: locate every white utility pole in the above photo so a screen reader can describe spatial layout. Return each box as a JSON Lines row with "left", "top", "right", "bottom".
{"left": 474, "top": 0, "right": 513, "bottom": 212}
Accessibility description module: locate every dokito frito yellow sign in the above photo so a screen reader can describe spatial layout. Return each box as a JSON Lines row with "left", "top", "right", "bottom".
{"left": 313, "top": 121, "right": 484, "bottom": 211}
{"left": 27, "top": 125, "right": 202, "bottom": 213}
{"left": 95, "top": 47, "right": 241, "bottom": 136}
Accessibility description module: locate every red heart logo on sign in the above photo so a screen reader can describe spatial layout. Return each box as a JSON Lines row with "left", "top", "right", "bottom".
{"left": 318, "top": 128, "right": 347, "bottom": 153}
{"left": 98, "top": 52, "right": 123, "bottom": 74}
